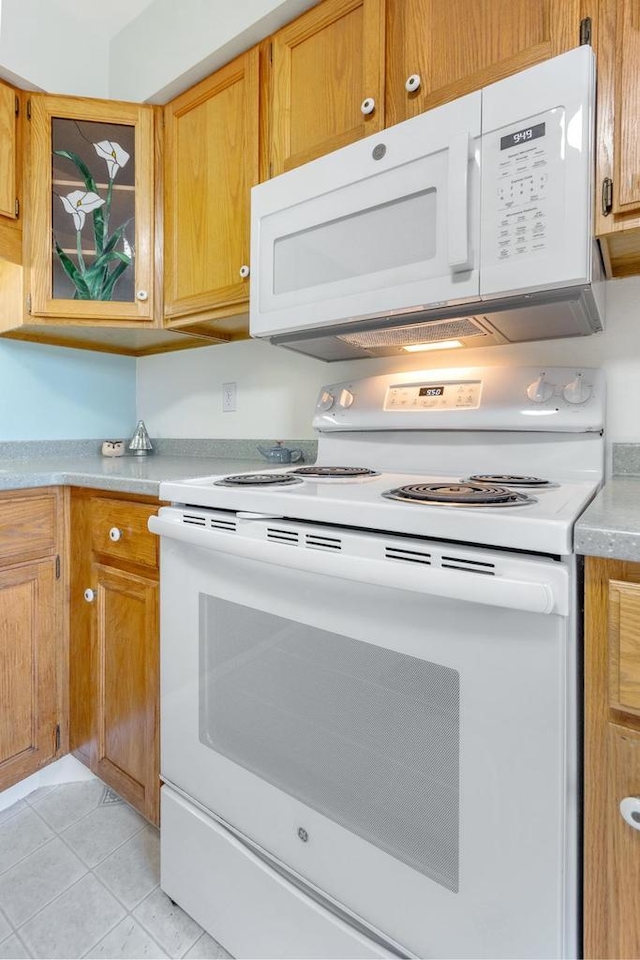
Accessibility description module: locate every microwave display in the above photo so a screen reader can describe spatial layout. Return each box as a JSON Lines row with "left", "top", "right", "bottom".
{"left": 500, "top": 122, "right": 546, "bottom": 151}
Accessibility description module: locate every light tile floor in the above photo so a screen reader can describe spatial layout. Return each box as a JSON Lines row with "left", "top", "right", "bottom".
{"left": 0, "top": 782, "right": 232, "bottom": 960}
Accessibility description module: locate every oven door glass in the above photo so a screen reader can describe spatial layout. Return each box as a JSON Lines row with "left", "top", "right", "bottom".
{"left": 199, "top": 594, "right": 460, "bottom": 893}
{"left": 160, "top": 534, "right": 574, "bottom": 960}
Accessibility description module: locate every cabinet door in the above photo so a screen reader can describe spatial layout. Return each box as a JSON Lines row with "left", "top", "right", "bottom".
{"left": 29, "top": 94, "right": 155, "bottom": 322}
{"left": 593, "top": 724, "right": 640, "bottom": 960}
{"left": 0, "top": 560, "right": 59, "bottom": 791}
{"left": 0, "top": 80, "right": 22, "bottom": 265}
{"left": 93, "top": 563, "right": 159, "bottom": 823}
{"left": 585, "top": 556, "right": 640, "bottom": 959}
{"left": 385, "top": 0, "right": 585, "bottom": 125}
{"left": 269, "top": 0, "right": 386, "bottom": 176}
{"left": 594, "top": 0, "right": 640, "bottom": 276}
{"left": 164, "top": 49, "right": 259, "bottom": 322}
{"left": 0, "top": 80, "right": 18, "bottom": 221}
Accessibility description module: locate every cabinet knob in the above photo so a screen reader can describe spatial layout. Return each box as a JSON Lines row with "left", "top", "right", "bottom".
{"left": 239, "top": 265, "right": 250, "bottom": 279}
{"left": 405, "top": 74, "right": 422, "bottom": 93}
{"left": 620, "top": 797, "right": 640, "bottom": 830}
{"left": 109, "top": 527, "right": 122, "bottom": 542}
{"left": 136, "top": 290, "right": 149, "bottom": 301}
{"left": 360, "top": 97, "right": 376, "bottom": 116}
{"left": 84, "top": 588, "right": 95, "bottom": 603}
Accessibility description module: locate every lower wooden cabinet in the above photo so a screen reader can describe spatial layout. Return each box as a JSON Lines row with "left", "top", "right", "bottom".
{"left": 0, "top": 488, "right": 65, "bottom": 792}
{"left": 585, "top": 556, "right": 640, "bottom": 958}
{"left": 70, "top": 489, "right": 160, "bottom": 824}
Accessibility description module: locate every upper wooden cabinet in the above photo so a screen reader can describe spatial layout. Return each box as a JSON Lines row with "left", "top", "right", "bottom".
{"left": 163, "top": 48, "right": 259, "bottom": 337}
{"left": 594, "top": 0, "right": 640, "bottom": 276}
{"left": 268, "top": 0, "right": 386, "bottom": 176}
{"left": 385, "top": 0, "right": 589, "bottom": 125}
{"left": 0, "top": 81, "right": 18, "bottom": 222}
{"left": 0, "top": 80, "right": 22, "bottom": 265}
{"left": 29, "top": 94, "right": 156, "bottom": 322}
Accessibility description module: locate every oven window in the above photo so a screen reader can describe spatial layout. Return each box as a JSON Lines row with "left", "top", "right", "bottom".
{"left": 272, "top": 189, "right": 437, "bottom": 294}
{"left": 199, "top": 595, "right": 460, "bottom": 892}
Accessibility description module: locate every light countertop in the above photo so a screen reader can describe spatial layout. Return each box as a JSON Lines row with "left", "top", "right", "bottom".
{"left": 0, "top": 455, "right": 267, "bottom": 498}
{"left": 575, "top": 476, "right": 640, "bottom": 561}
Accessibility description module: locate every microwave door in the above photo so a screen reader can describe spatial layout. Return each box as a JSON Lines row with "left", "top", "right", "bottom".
{"left": 251, "top": 91, "right": 481, "bottom": 339}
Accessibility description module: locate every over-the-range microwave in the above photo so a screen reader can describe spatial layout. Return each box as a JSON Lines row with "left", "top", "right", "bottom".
{"left": 250, "top": 45, "right": 605, "bottom": 361}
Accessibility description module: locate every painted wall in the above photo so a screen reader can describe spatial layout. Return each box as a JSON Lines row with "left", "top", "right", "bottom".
{"left": 137, "top": 275, "right": 640, "bottom": 450}
{"left": 109, "top": 0, "right": 319, "bottom": 103}
{"left": 0, "top": 340, "right": 136, "bottom": 440}
{"left": 0, "top": 0, "right": 110, "bottom": 95}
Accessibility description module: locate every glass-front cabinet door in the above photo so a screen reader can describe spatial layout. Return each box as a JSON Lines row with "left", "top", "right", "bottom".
{"left": 29, "top": 95, "right": 155, "bottom": 321}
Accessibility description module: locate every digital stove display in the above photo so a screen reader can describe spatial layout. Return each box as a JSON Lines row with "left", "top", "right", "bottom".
{"left": 384, "top": 380, "right": 482, "bottom": 411}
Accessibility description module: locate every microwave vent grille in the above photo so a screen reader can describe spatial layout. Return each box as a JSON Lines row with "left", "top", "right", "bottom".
{"left": 337, "top": 317, "right": 487, "bottom": 348}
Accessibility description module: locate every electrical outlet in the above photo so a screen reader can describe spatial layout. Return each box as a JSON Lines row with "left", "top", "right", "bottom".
{"left": 222, "top": 382, "right": 237, "bottom": 412}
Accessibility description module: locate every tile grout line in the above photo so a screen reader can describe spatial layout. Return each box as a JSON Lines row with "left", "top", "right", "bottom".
{"left": 77, "top": 904, "right": 167, "bottom": 960}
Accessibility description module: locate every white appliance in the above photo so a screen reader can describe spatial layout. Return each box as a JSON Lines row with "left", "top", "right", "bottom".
{"left": 250, "top": 47, "right": 604, "bottom": 361}
{"left": 150, "top": 365, "right": 604, "bottom": 960}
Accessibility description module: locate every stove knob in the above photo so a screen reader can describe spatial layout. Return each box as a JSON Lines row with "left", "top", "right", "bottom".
{"left": 319, "top": 391, "right": 335, "bottom": 411}
{"left": 339, "top": 389, "right": 355, "bottom": 409}
{"left": 563, "top": 374, "right": 592, "bottom": 405}
{"left": 526, "top": 374, "right": 554, "bottom": 403}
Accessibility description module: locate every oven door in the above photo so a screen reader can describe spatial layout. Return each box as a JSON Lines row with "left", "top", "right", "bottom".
{"left": 153, "top": 511, "right": 576, "bottom": 960}
{"left": 250, "top": 91, "right": 480, "bottom": 339}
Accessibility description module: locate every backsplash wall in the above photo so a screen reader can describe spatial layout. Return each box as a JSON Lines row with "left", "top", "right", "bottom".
{"left": 0, "top": 340, "right": 136, "bottom": 440}
{"left": 137, "top": 275, "right": 640, "bottom": 449}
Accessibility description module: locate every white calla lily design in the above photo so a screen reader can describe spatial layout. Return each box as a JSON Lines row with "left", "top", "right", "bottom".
{"left": 59, "top": 190, "right": 106, "bottom": 231}
{"left": 93, "top": 140, "right": 130, "bottom": 180}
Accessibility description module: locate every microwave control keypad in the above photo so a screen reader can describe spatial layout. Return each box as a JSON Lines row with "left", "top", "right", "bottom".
{"left": 494, "top": 111, "right": 559, "bottom": 261}
{"left": 384, "top": 381, "right": 482, "bottom": 411}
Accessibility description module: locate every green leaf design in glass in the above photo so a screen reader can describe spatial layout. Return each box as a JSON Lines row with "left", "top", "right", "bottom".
{"left": 53, "top": 139, "right": 133, "bottom": 301}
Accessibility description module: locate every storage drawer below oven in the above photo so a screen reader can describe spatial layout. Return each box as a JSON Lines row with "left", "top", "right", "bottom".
{"left": 161, "top": 787, "right": 406, "bottom": 960}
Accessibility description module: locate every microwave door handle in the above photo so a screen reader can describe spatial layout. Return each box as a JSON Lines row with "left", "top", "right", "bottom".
{"left": 447, "top": 130, "right": 472, "bottom": 272}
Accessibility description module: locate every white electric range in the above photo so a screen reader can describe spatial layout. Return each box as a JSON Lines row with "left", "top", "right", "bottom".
{"left": 150, "top": 365, "right": 604, "bottom": 960}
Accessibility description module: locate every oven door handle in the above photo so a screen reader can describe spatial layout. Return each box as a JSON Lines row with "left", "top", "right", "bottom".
{"left": 149, "top": 515, "right": 566, "bottom": 615}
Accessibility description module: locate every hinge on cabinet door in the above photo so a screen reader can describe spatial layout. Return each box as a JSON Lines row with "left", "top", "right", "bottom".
{"left": 26, "top": 99, "right": 31, "bottom": 120}
{"left": 55, "top": 724, "right": 60, "bottom": 752}
{"left": 269, "top": 41, "right": 273, "bottom": 64}
{"left": 602, "top": 177, "right": 613, "bottom": 216}
{"left": 14, "top": 198, "right": 19, "bottom": 218}
{"left": 579, "top": 17, "right": 592, "bottom": 45}
{"left": 14, "top": 96, "right": 19, "bottom": 117}
{"left": 55, "top": 555, "right": 60, "bottom": 579}
{"left": 269, "top": 161, "right": 273, "bottom": 178}
{"left": 26, "top": 293, "right": 31, "bottom": 314}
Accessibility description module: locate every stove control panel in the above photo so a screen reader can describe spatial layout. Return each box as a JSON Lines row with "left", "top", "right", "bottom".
{"left": 384, "top": 380, "right": 482, "bottom": 411}
{"left": 313, "top": 366, "right": 604, "bottom": 433}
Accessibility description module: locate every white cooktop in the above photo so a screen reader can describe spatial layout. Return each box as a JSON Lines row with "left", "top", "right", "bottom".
{"left": 159, "top": 366, "right": 605, "bottom": 555}
{"left": 159, "top": 469, "right": 599, "bottom": 555}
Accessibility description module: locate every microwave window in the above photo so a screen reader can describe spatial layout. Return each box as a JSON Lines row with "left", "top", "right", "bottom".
{"left": 273, "top": 189, "right": 437, "bottom": 294}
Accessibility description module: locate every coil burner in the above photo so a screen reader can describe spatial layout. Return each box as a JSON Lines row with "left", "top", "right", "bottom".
{"left": 214, "top": 473, "right": 304, "bottom": 487}
{"left": 290, "top": 466, "right": 379, "bottom": 478}
{"left": 383, "top": 481, "right": 536, "bottom": 507}
{"left": 465, "top": 474, "right": 551, "bottom": 487}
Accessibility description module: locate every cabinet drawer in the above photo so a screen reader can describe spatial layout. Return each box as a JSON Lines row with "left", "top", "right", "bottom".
{"left": 0, "top": 494, "right": 56, "bottom": 561}
{"left": 609, "top": 579, "right": 640, "bottom": 716}
{"left": 90, "top": 499, "right": 158, "bottom": 568}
